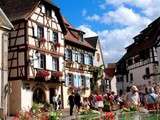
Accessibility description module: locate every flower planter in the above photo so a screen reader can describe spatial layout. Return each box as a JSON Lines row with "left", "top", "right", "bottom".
{"left": 51, "top": 71, "right": 63, "bottom": 78}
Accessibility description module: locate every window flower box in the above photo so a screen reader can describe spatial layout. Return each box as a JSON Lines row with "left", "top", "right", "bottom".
{"left": 51, "top": 71, "right": 63, "bottom": 78}
{"left": 55, "top": 42, "right": 61, "bottom": 47}
{"left": 36, "top": 70, "right": 50, "bottom": 78}
{"left": 39, "top": 37, "right": 46, "bottom": 43}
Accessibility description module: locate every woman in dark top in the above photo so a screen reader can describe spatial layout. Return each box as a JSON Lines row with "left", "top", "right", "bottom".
{"left": 68, "top": 92, "right": 75, "bottom": 116}
{"left": 74, "top": 92, "right": 81, "bottom": 112}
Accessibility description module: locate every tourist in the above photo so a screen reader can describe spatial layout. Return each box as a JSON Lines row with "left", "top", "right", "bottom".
{"left": 126, "top": 85, "right": 140, "bottom": 109}
{"left": 95, "top": 92, "right": 104, "bottom": 111}
{"left": 52, "top": 95, "right": 58, "bottom": 110}
{"left": 57, "top": 95, "right": 62, "bottom": 110}
{"left": 68, "top": 92, "right": 75, "bottom": 116}
{"left": 145, "top": 87, "right": 158, "bottom": 110}
{"left": 74, "top": 91, "right": 81, "bottom": 112}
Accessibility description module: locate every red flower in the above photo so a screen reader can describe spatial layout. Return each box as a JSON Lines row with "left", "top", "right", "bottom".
{"left": 52, "top": 71, "right": 63, "bottom": 77}
{"left": 96, "top": 95, "right": 103, "bottom": 101}
{"left": 55, "top": 43, "right": 61, "bottom": 47}
{"left": 36, "top": 70, "right": 50, "bottom": 77}
{"left": 39, "top": 37, "right": 46, "bottom": 43}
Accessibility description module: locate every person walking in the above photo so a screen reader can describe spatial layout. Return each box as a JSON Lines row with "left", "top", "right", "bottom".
{"left": 68, "top": 92, "right": 75, "bottom": 116}
{"left": 52, "top": 95, "right": 58, "bottom": 111}
{"left": 74, "top": 91, "right": 81, "bottom": 112}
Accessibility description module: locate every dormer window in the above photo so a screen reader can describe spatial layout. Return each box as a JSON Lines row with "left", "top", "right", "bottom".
{"left": 45, "top": 7, "right": 52, "bottom": 17}
{"left": 80, "top": 34, "right": 83, "bottom": 42}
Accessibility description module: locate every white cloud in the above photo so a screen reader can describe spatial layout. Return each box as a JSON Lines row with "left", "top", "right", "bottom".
{"left": 78, "top": 25, "right": 97, "bottom": 38}
{"left": 80, "top": 0, "right": 160, "bottom": 63}
{"left": 87, "top": 14, "right": 100, "bottom": 21}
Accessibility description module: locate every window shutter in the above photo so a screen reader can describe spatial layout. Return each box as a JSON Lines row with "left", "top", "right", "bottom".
{"left": 78, "top": 52, "right": 81, "bottom": 63}
{"left": 74, "top": 75, "right": 78, "bottom": 87}
{"left": 84, "top": 54, "right": 88, "bottom": 65}
{"left": 72, "top": 51, "right": 76, "bottom": 62}
{"left": 86, "top": 77, "right": 90, "bottom": 88}
{"left": 65, "top": 74, "right": 69, "bottom": 86}
{"left": 78, "top": 75, "right": 82, "bottom": 87}
{"left": 44, "top": 27, "right": 47, "bottom": 40}
{"left": 34, "top": 24, "right": 37, "bottom": 37}
{"left": 33, "top": 52, "right": 40, "bottom": 68}
{"left": 46, "top": 55, "right": 52, "bottom": 70}
{"left": 41, "top": 5, "right": 45, "bottom": 13}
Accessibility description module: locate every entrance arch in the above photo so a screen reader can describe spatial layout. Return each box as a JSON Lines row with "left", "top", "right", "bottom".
{"left": 33, "top": 88, "right": 46, "bottom": 103}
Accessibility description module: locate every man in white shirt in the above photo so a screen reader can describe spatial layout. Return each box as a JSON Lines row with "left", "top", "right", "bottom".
{"left": 127, "top": 85, "right": 140, "bottom": 107}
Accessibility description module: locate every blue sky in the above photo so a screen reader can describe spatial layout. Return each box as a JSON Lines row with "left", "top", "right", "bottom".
{"left": 54, "top": 0, "right": 160, "bottom": 64}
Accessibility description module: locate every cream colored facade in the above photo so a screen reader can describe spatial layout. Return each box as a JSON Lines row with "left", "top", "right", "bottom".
{"left": 0, "top": 8, "right": 13, "bottom": 116}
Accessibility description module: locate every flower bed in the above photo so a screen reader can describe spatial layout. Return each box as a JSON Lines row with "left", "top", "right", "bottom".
{"left": 13, "top": 103, "right": 62, "bottom": 120}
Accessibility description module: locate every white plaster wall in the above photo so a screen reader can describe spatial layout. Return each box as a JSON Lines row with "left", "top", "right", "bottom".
{"left": 128, "top": 63, "right": 156, "bottom": 86}
{"left": 94, "top": 40, "right": 104, "bottom": 67}
{"left": 21, "top": 88, "right": 32, "bottom": 111}
{"left": 110, "top": 76, "right": 117, "bottom": 94}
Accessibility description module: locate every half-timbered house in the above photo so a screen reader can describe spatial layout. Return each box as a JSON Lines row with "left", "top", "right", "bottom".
{"left": 63, "top": 18, "right": 96, "bottom": 108}
{"left": 0, "top": 0, "right": 66, "bottom": 115}
{"left": 0, "top": 7, "right": 13, "bottom": 117}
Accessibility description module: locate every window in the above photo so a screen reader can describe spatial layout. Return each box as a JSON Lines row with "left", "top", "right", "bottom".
{"left": 127, "top": 58, "right": 133, "bottom": 66}
{"left": 75, "top": 52, "right": 78, "bottom": 62}
{"left": 80, "top": 34, "right": 83, "bottom": 42}
{"left": 37, "top": 26, "right": 44, "bottom": 39}
{"left": 68, "top": 49, "right": 72, "bottom": 61}
{"left": 68, "top": 74, "right": 74, "bottom": 85}
{"left": 130, "top": 73, "right": 133, "bottom": 82}
{"left": 47, "top": 29, "right": 50, "bottom": 41}
{"left": 134, "top": 56, "right": 140, "bottom": 63}
{"left": 146, "top": 67, "right": 150, "bottom": 75}
{"left": 52, "top": 57, "right": 58, "bottom": 71}
{"left": 81, "top": 76, "right": 86, "bottom": 87}
{"left": 45, "top": 7, "right": 52, "bottom": 17}
{"left": 97, "top": 53, "right": 100, "bottom": 62}
{"left": 80, "top": 53, "right": 84, "bottom": 64}
{"left": 89, "top": 55, "right": 93, "bottom": 65}
{"left": 139, "top": 49, "right": 150, "bottom": 60}
{"left": 52, "top": 31, "right": 58, "bottom": 43}
{"left": 40, "top": 54, "right": 46, "bottom": 69}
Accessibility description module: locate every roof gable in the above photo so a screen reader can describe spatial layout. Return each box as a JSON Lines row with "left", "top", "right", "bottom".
{"left": 0, "top": 8, "right": 13, "bottom": 30}
{"left": 0, "top": 0, "right": 66, "bottom": 34}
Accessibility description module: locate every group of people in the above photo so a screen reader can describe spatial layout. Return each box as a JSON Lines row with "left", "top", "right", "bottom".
{"left": 67, "top": 81, "right": 160, "bottom": 116}
{"left": 68, "top": 92, "right": 81, "bottom": 116}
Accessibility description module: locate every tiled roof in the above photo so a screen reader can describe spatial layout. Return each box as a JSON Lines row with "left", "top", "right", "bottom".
{"left": 85, "top": 36, "right": 98, "bottom": 48}
{"left": 63, "top": 17, "right": 96, "bottom": 50}
{"left": 0, "top": 0, "right": 66, "bottom": 34}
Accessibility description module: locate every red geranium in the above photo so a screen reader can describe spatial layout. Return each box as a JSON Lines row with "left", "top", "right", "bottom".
{"left": 52, "top": 71, "right": 63, "bottom": 77}
{"left": 55, "top": 43, "right": 61, "bottom": 47}
{"left": 36, "top": 70, "right": 50, "bottom": 77}
{"left": 39, "top": 37, "right": 46, "bottom": 43}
